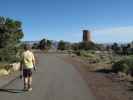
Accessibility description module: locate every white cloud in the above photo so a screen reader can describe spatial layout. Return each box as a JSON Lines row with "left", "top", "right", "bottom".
{"left": 91, "top": 26, "right": 133, "bottom": 43}
{"left": 93, "top": 26, "right": 133, "bottom": 34}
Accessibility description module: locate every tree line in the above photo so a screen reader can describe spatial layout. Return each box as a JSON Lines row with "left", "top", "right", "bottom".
{"left": 106, "top": 42, "right": 133, "bottom": 55}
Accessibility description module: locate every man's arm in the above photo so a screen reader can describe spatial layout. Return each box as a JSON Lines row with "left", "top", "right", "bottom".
{"left": 20, "top": 61, "right": 23, "bottom": 71}
{"left": 20, "top": 53, "right": 24, "bottom": 71}
{"left": 32, "top": 52, "right": 37, "bottom": 71}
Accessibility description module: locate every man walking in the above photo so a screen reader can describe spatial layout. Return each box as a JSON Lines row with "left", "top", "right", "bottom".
{"left": 20, "top": 44, "right": 36, "bottom": 91}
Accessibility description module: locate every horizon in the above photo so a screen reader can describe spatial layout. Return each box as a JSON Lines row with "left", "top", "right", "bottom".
{"left": 22, "top": 39, "right": 133, "bottom": 44}
{"left": 1, "top": 0, "right": 133, "bottom": 43}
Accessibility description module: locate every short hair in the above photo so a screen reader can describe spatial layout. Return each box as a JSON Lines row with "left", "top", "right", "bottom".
{"left": 24, "top": 44, "right": 31, "bottom": 50}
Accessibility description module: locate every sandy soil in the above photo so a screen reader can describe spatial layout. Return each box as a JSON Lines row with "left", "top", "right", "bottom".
{"left": 62, "top": 55, "right": 133, "bottom": 100}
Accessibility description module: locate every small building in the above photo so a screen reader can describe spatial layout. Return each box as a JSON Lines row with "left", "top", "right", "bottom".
{"left": 83, "top": 30, "right": 91, "bottom": 42}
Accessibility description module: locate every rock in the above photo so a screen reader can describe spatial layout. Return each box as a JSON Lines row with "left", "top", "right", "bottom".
{"left": 10, "top": 62, "right": 20, "bottom": 71}
{"left": 117, "top": 72, "right": 131, "bottom": 81}
{"left": 126, "top": 75, "right": 133, "bottom": 81}
{"left": 0, "top": 69, "right": 10, "bottom": 76}
{"left": 71, "top": 54, "right": 76, "bottom": 57}
{"left": 118, "top": 72, "right": 127, "bottom": 78}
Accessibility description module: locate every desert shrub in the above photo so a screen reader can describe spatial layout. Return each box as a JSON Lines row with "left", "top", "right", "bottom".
{"left": 71, "top": 43, "right": 79, "bottom": 51}
{"left": 74, "top": 50, "right": 94, "bottom": 57}
{"left": 58, "top": 40, "right": 68, "bottom": 50}
{"left": 112, "top": 57, "right": 133, "bottom": 74}
{"left": 74, "top": 50, "right": 81, "bottom": 56}
{"left": 112, "top": 60, "right": 129, "bottom": 73}
{"left": 74, "top": 50, "right": 100, "bottom": 63}
{"left": 79, "top": 42, "right": 99, "bottom": 50}
{"left": 81, "top": 51, "right": 95, "bottom": 58}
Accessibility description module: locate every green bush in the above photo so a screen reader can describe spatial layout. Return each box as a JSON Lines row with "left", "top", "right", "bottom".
{"left": 79, "top": 42, "right": 98, "bottom": 50}
{"left": 58, "top": 40, "right": 67, "bottom": 50}
{"left": 0, "top": 46, "right": 22, "bottom": 63}
{"left": 112, "top": 57, "right": 133, "bottom": 74}
{"left": 81, "top": 51, "right": 95, "bottom": 58}
{"left": 76, "top": 50, "right": 100, "bottom": 59}
{"left": 74, "top": 50, "right": 95, "bottom": 57}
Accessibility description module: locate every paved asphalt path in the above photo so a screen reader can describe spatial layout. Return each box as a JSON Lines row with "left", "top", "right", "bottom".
{"left": 0, "top": 52, "right": 95, "bottom": 100}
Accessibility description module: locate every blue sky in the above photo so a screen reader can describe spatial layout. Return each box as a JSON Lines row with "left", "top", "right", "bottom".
{"left": 0, "top": 0, "right": 133, "bottom": 43}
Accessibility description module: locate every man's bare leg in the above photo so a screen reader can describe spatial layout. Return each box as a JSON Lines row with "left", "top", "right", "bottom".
{"left": 24, "top": 77, "right": 28, "bottom": 90}
{"left": 28, "top": 76, "right": 32, "bottom": 91}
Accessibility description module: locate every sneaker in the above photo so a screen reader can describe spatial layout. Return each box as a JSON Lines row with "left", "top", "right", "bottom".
{"left": 28, "top": 88, "right": 32, "bottom": 91}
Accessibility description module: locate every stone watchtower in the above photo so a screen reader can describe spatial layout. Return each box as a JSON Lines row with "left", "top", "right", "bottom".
{"left": 83, "top": 30, "right": 91, "bottom": 42}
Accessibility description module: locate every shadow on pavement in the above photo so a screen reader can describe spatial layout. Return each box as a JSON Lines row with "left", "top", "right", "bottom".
{"left": 1, "top": 76, "right": 20, "bottom": 88}
{"left": 0, "top": 76, "right": 25, "bottom": 93}
{"left": 0, "top": 89, "right": 25, "bottom": 93}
